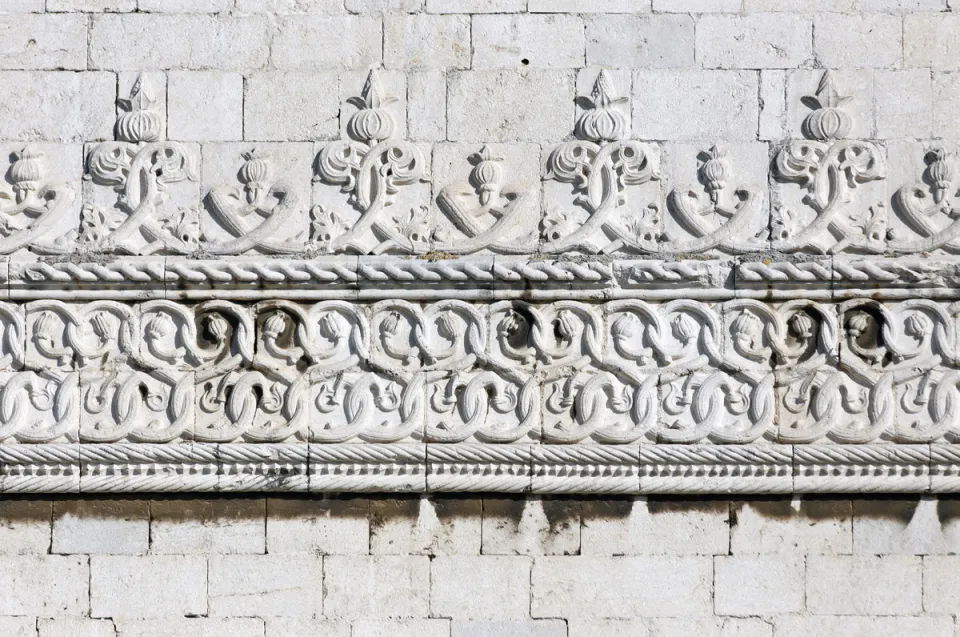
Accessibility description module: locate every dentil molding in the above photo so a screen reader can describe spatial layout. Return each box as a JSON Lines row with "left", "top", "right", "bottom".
{"left": 0, "top": 69, "right": 958, "bottom": 494}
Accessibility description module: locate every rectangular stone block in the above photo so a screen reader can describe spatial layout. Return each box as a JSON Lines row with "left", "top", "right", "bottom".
{"left": 815, "top": 14, "right": 902, "bottom": 69}
{"left": 53, "top": 499, "right": 149, "bottom": 555}
{"left": 905, "top": 14, "right": 960, "bottom": 70}
{"left": 923, "top": 555, "right": 960, "bottom": 613}
{"left": 138, "top": 0, "right": 234, "bottom": 11}
{"left": 432, "top": 556, "right": 531, "bottom": 619}
{"left": 353, "top": 620, "right": 451, "bottom": 637}
{"left": 697, "top": 14, "right": 812, "bottom": 69}
{"left": 0, "top": 499, "right": 52, "bottom": 554}
{"left": 0, "top": 617, "right": 40, "bottom": 637}
{"left": 714, "top": 555, "right": 805, "bottom": 615}
{"left": 115, "top": 619, "right": 266, "bottom": 637}
{"left": 531, "top": 0, "right": 649, "bottom": 10}
{"left": 265, "top": 619, "right": 349, "bottom": 637}
{"left": 652, "top": 0, "right": 738, "bottom": 10}
{"left": 633, "top": 71, "right": 758, "bottom": 142}
{"left": 426, "top": 0, "right": 525, "bottom": 11}
{"left": 0, "top": 72, "right": 114, "bottom": 142}
{"left": 532, "top": 556, "right": 712, "bottom": 618}
{"left": 168, "top": 71, "right": 243, "bottom": 142}
{"left": 0, "top": 14, "right": 86, "bottom": 70}
{"left": 369, "top": 497, "right": 481, "bottom": 555}
{"left": 208, "top": 555, "right": 323, "bottom": 618}
{"left": 853, "top": 497, "right": 960, "bottom": 555}
{"left": 324, "top": 556, "right": 430, "bottom": 619}
{"left": 645, "top": 618, "right": 773, "bottom": 637}
{"left": 0, "top": 555, "right": 88, "bottom": 616}
{"left": 91, "top": 555, "right": 206, "bottom": 619}
{"left": 730, "top": 499, "right": 852, "bottom": 555}
{"left": 481, "top": 497, "right": 580, "bottom": 556}
{"left": 448, "top": 70, "right": 574, "bottom": 143}
{"left": 586, "top": 15, "right": 694, "bottom": 69}
{"left": 774, "top": 616, "right": 952, "bottom": 637}
{"left": 273, "top": 16, "right": 381, "bottom": 70}
{"left": 806, "top": 555, "right": 922, "bottom": 615}
{"left": 472, "top": 15, "right": 585, "bottom": 69}
{"left": 39, "top": 619, "right": 116, "bottom": 637}
{"left": 150, "top": 498, "right": 266, "bottom": 554}
{"left": 408, "top": 71, "right": 447, "bottom": 141}
{"left": 385, "top": 14, "right": 470, "bottom": 70}
{"left": 266, "top": 497, "right": 369, "bottom": 554}
{"left": 452, "top": 621, "right": 567, "bottom": 637}
{"left": 580, "top": 498, "right": 729, "bottom": 556}
{"left": 876, "top": 69, "right": 932, "bottom": 139}
{"left": 89, "top": 14, "right": 269, "bottom": 71}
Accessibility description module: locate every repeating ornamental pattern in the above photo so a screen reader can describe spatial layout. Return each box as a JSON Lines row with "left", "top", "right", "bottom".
{"left": 2, "top": 68, "right": 960, "bottom": 493}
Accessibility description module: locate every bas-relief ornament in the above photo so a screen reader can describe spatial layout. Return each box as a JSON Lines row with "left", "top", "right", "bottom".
{"left": 313, "top": 70, "right": 429, "bottom": 255}
{"left": 772, "top": 71, "right": 886, "bottom": 255}
{"left": 3, "top": 66, "right": 960, "bottom": 494}
{"left": 433, "top": 146, "right": 536, "bottom": 254}
{"left": 542, "top": 70, "right": 661, "bottom": 254}
{"left": 80, "top": 75, "right": 200, "bottom": 255}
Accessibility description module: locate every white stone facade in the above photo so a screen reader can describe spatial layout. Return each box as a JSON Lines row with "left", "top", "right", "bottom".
{"left": 0, "top": 1, "right": 955, "bottom": 497}
{"left": 0, "top": 495, "right": 954, "bottom": 636}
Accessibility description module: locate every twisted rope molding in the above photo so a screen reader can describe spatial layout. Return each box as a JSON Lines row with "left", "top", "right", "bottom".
{"left": 0, "top": 443, "right": 954, "bottom": 494}
{"left": 4, "top": 256, "right": 960, "bottom": 301}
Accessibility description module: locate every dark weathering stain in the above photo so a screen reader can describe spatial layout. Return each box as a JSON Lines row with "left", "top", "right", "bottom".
{"left": 734, "top": 498, "right": 852, "bottom": 522}
{"left": 580, "top": 498, "right": 635, "bottom": 520}
{"left": 937, "top": 497, "right": 960, "bottom": 525}
{"left": 853, "top": 498, "right": 920, "bottom": 524}
{"left": 646, "top": 497, "right": 726, "bottom": 515}
{"left": 541, "top": 498, "right": 581, "bottom": 535}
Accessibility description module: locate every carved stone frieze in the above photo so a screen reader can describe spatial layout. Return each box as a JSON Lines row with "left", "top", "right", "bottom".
{"left": 0, "top": 67, "right": 958, "bottom": 494}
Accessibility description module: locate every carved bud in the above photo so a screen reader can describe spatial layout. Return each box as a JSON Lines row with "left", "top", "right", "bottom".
{"left": 788, "top": 313, "right": 815, "bottom": 341}
{"left": 90, "top": 312, "right": 112, "bottom": 343}
{"left": 803, "top": 71, "right": 853, "bottom": 142}
{"left": 470, "top": 146, "right": 504, "bottom": 206}
{"left": 381, "top": 311, "right": 402, "bottom": 335}
{"left": 847, "top": 312, "right": 871, "bottom": 338}
{"left": 145, "top": 312, "right": 174, "bottom": 342}
{"left": 436, "top": 312, "right": 457, "bottom": 341}
{"left": 205, "top": 314, "right": 230, "bottom": 343}
{"left": 927, "top": 148, "right": 954, "bottom": 204}
{"left": 35, "top": 311, "right": 57, "bottom": 340}
{"left": 9, "top": 146, "right": 45, "bottom": 204}
{"left": 262, "top": 312, "right": 288, "bottom": 340}
{"left": 904, "top": 313, "right": 930, "bottom": 340}
{"left": 554, "top": 310, "right": 576, "bottom": 342}
{"left": 731, "top": 312, "right": 762, "bottom": 349}
{"left": 317, "top": 312, "right": 344, "bottom": 340}
{"left": 611, "top": 313, "right": 642, "bottom": 341}
{"left": 575, "top": 70, "right": 628, "bottom": 143}
{"left": 700, "top": 146, "right": 728, "bottom": 205}
{"left": 670, "top": 314, "right": 697, "bottom": 344}
{"left": 239, "top": 149, "right": 272, "bottom": 205}
{"left": 347, "top": 71, "right": 396, "bottom": 145}
{"left": 498, "top": 311, "right": 524, "bottom": 337}
{"left": 116, "top": 75, "right": 163, "bottom": 144}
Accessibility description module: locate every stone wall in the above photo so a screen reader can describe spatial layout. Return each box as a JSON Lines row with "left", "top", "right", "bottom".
{"left": 2, "top": 0, "right": 960, "bottom": 633}
{"left": 0, "top": 495, "right": 958, "bottom": 637}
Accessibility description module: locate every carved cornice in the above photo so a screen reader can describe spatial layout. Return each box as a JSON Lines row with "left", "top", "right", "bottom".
{"left": 0, "top": 69, "right": 958, "bottom": 494}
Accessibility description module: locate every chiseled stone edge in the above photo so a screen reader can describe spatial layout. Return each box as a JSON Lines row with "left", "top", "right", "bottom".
{"left": 0, "top": 443, "right": 951, "bottom": 494}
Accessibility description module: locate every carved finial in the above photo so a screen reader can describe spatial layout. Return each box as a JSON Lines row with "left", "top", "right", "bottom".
{"left": 699, "top": 145, "right": 728, "bottom": 205}
{"left": 116, "top": 74, "right": 163, "bottom": 143}
{"left": 802, "top": 71, "right": 853, "bottom": 142}
{"left": 239, "top": 149, "right": 272, "bottom": 205}
{"left": 347, "top": 70, "right": 397, "bottom": 144}
{"left": 575, "top": 70, "right": 628, "bottom": 143}
{"left": 9, "top": 145, "right": 46, "bottom": 204}
{"left": 926, "top": 148, "right": 954, "bottom": 204}
{"left": 470, "top": 145, "right": 505, "bottom": 206}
